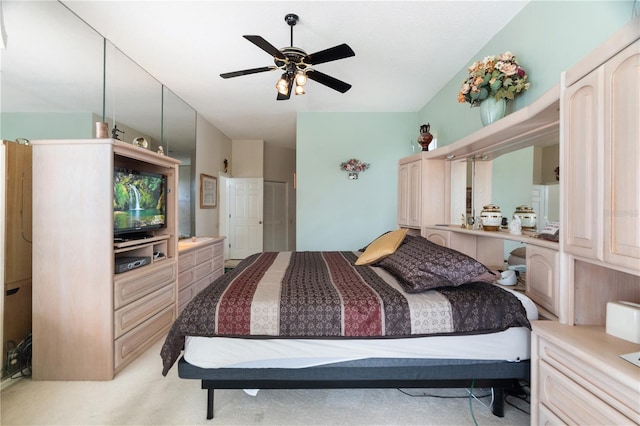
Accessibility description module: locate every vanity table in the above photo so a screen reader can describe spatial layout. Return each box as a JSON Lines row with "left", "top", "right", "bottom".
{"left": 423, "top": 225, "right": 559, "bottom": 319}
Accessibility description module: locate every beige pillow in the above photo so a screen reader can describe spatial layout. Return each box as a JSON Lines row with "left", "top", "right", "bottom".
{"left": 355, "top": 228, "right": 408, "bottom": 265}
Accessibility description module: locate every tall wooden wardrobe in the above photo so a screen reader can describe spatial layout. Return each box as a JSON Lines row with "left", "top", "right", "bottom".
{"left": 2, "top": 140, "right": 32, "bottom": 377}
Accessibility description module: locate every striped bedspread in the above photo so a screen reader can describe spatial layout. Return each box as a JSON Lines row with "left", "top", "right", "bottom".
{"left": 161, "top": 251, "right": 530, "bottom": 375}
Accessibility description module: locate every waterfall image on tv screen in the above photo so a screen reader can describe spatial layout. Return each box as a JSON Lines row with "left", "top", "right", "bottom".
{"left": 113, "top": 169, "right": 166, "bottom": 235}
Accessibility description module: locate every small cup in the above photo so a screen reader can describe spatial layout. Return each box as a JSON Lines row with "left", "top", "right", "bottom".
{"left": 95, "top": 122, "right": 108, "bottom": 138}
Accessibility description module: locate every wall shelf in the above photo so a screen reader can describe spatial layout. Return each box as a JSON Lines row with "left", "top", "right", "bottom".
{"left": 425, "top": 84, "right": 560, "bottom": 161}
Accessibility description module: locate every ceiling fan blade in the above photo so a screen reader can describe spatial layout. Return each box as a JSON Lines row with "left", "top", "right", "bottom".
{"left": 306, "top": 70, "right": 352, "bottom": 93}
{"left": 243, "top": 35, "right": 286, "bottom": 60}
{"left": 304, "top": 43, "right": 355, "bottom": 65}
{"left": 276, "top": 77, "right": 294, "bottom": 100}
{"left": 220, "top": 66, "right": 276, "bottom": 79}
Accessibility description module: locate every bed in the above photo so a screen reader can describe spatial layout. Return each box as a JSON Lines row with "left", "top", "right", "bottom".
{"left": 161, "top": 232, "right": 536, "bottom": 419}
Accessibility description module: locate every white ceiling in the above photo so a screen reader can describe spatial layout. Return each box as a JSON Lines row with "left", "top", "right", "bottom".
{"left": 61, "top": 0, "right": 529, "bottom": 150}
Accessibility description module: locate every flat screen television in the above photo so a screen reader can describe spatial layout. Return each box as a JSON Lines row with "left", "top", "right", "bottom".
{"left": 113, "top": 168, "right": 166, "bottom": 237}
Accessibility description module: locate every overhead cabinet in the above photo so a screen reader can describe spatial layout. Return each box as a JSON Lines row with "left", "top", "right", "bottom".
{"left": 563, "top": 38, "right": 640, "bottom": 272}
{"left": 397, "top": 154, "right": 446, "bottom": 229}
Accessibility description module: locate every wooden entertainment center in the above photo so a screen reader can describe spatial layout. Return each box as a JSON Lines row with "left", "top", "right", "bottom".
{"left": 31, "top": 139, "right": 180, "bottom": 380}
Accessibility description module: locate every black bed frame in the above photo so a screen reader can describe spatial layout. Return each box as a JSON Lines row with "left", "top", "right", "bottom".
{"left": 178, "top": 357, "right": 530, "bottom": 420}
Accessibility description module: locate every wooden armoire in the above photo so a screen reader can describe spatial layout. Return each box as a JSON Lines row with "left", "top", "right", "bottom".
{"left": 2, "top": 140, "right": 32, "bottom": 377}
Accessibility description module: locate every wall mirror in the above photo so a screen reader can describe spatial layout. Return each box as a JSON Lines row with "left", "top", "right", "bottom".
{"left": 0, "top": 2, "right": 200, "bottom": 238}
{"left": 163, "top": 87, "right": 197, "bottom": 238}
{"left": 463, "top": 144, "right": 560, "bottom": 230}
{"left": 0, "top": 1, "right": 104, "bottom": 140}
{"left": 104, "top": 41, "right": 163, "bottom": 150}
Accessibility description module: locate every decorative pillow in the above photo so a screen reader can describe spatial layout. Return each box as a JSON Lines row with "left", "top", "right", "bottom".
{"left": 354, "top": 228, "right": 409, "bottom": 265}
{"left": 358, "top": 231, "right": 390, "bottom": 252}
{"left": 378, "top": 235, "right": 493, "bottom": 292}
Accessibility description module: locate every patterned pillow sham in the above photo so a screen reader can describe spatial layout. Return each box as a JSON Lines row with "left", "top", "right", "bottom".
{"left": 378, "top": 235, "right": 495, "bottom": 293}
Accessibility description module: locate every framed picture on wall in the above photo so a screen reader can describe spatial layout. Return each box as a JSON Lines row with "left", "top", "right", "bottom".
{"left": 200, "top": 174, "right": 217, "bottom": 208}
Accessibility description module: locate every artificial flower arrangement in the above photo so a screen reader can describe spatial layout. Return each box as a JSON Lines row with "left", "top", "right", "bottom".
{"left": 458, "top": 51, "right": 530, "bottom": 106}
{"left": 340, "top": 158, "right": 370, "bottom": 173}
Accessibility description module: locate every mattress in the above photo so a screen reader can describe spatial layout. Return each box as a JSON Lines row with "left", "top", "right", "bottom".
{"left": 162, "top": 250, "right": 534, "bottom": 375}
{"left": 184, "top": 288, "right": 538, "bottom": 369}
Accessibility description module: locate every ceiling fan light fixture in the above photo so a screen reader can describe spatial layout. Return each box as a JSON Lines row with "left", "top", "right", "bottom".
{"left": 221, "top": 13, "right": 355, "bottom": 100}
{"left": 276, "top": 75, "right": 289, "bottom": 95}
{"left": 295, "top": 71, "right": 307, "bottom": 86}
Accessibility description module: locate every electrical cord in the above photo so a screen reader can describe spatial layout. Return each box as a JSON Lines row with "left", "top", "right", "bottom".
{"left": 398, "top": 382, "right": 495, "bottom": 426}
{"left": 397, "top": 387, "right": 492, "bottom": 399}
{"left": 399, "top": 379, "right": 530, "bottom": 423}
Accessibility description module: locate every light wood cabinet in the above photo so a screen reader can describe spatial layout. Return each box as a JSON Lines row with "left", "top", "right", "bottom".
{"left": 532, "top": 18, "right": 640, "bottom": 423}
{"left": 526, "top": 245, "right": 559, "bottom": 318}
{"left": 2, "top": 141, "right": 32, "bottom": 376}
{"left": 177, "top": 237, "right": 225, "bottom": 314}
{"left": 398, "top": 157, "right": 421, "bottom": 228}
{"left": 405, "top": 17, "right": 639, "bottom": 425}
{"left": 563, "top": 39, "right": 640, "bottom": 272}
{"left": 563, "top": 66, "right": 603, "bottom": 261}
{"left": 532, "top": 322, "right": 639, "bottom": 425}
{"left": 397, "top": 154, "right": 446, "bottom": 229}
{"left": 603, "top": 40, "right": 640, "bottom": 270}
{"left": 31, "top": 139, "right": 180, "bottom": 380}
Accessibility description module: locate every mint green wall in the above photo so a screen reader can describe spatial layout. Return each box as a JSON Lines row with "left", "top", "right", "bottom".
{"left": 417, "top": 1, "right": 635, "bottom": 145}
{"left": 297, "top": 1, "right": 634, "bottom": 252}
{"left": 297, "top": 112, "right": 417, "bottom": 250}
{"left": 1, "top": 112, "right": 94, "bottom": 140}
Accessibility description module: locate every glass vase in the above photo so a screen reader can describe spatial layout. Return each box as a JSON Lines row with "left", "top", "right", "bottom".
{"left": 479, "top": 97, "right": 507, "bottom": 126}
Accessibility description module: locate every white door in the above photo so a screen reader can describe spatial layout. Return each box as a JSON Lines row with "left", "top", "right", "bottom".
{"left": 229, "top": 178, "right": 263, "bottom": 259}
{"left": 264, "top": 181, "right": 287, "bottom": 251}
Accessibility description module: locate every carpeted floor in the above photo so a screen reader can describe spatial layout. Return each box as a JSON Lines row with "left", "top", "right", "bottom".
{"left": 1, "top": 337, "right": 530, "bottom": 425}
{"left": 224, "top": 259, "right": 242, "bottom": 274}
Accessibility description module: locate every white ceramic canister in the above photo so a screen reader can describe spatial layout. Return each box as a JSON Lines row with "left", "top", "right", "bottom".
{"left": 513, "top": 205, "right": 537, "bottom": 229}
{"left": 480, "top": 204, "right": 502, "bottom": 231}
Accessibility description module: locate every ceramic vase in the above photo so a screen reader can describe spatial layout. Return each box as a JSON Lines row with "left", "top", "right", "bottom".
{"left": 479, "top": 97, "right": 507, "bottom": 126}
{"left": 480, "top": 204, "right": 502, "bottom": 231}
{"left": 513, "top": 205, "right": 537, "bottom": 230}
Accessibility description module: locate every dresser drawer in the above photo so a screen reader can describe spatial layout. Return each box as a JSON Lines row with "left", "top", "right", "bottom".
{"left": 114, "top": 305, "right": 174, "bottom": 370}
{"left": 538, "top": 336, "right": 639, "bottom": 421}
{"left": 194, "top": 274, "right": 216, "bottom": 294}
{"left": 194, "top": 259, "right": 214, "bottom": 281}
{"left": 114, "top": 284, "right": 175, "bottom": 338}
{"left": 178, "top": 251, "right": 196, "bottom": 272}
{"left": 178, "top": 283, "right": 197, "bottom": 313}
{"left": 195, "top": 244, "right": 215, "bottom": 265}
{"left": 212, "top": 267, "right": 223, "bottom": 282}
{"left": 539, "top": 361, "right": 631, "bottom": 425}
{"left": 213, "top": 251, "right": 224, "bottom": 271}
{"left": 538, "top": 403, "right": 566, "bottom": 425}
{"left": 178, "top": 268, "right": 195, "bottom": 291}
{"left": 114, "top": 261, "right": 176, "bottom": 309}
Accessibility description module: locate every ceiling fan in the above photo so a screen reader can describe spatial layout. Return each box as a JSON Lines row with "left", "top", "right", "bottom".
{"left": 220, "top": 13, "right": 355, "bottom": 100}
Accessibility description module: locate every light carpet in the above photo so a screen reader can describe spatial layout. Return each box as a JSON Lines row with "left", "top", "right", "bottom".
{"left": 1, "top": 337, "right": 530, "bottom": 425}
